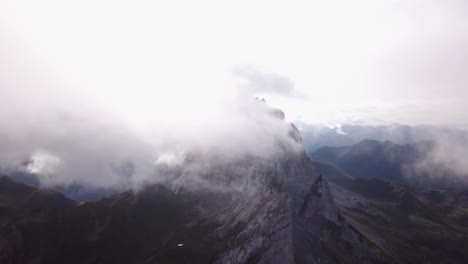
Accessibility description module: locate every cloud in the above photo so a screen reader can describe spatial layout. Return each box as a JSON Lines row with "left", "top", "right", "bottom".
{"left": 2, "top": 0, "right": 468, "bottom": 193}
{"left": 404, "top": 131, "right": 468, "bottom": 187}
{"left": 0, "top": 45, "right": 301, "bottom": 191}
{"left": 233, "top": 66, "right": 303, "bottom": 98}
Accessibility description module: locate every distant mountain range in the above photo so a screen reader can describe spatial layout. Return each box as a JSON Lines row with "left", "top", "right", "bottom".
{"left": 298, "top": 123, "right": 467, "bottom": 151}
{"left": 311, "top": 139, "right": 468, "bottom": 190}
{"left": 1, "top": 169, "right": 121, "bottom": 201}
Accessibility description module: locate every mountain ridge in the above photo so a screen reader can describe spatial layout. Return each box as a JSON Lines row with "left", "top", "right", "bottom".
{"left": 311, "top": 139, "right": 468, "bottom": 190}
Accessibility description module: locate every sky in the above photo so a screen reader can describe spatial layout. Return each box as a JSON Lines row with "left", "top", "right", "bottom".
{"left": 1, "top": 0, "right": 468, "bottom": 188}
{"left": 1, "top": 0, "right": 468, "bottom": 126}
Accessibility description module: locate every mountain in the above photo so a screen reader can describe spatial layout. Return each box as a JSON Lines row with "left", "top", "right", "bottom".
{"left": 298, "top": 123, "right": 467, "bottom": 151}
{"left": 2, "top": 161, "right": 468, "bottom": 263}
{"left": 0, "top": 117, "right": 395, "bottom": 264}
{"left": 316, "top": 164, "right": 468, "bottom": 263}
{"left": 1, "top": 164, "right": 121, "bottom": 202}
{"left": 311, "top": 139, "right": 468, "bottom": 190}
{"left": 1, "top": 115, "right": 468, "bottom": 263}
{"left": 0, "top": 153, "right": 390, "bottom": 263}
{"left": 0, "top": 175, "right": 76, "bottom": 208}
{"left": 310, "top": 139, "right": 427, "bottom": 180}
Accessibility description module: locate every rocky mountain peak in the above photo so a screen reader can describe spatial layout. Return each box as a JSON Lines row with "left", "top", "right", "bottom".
{"left": 0, "top": 117, "right": 393, "bottom": 264}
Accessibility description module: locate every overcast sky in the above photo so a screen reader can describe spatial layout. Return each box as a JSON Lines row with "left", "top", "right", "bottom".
{"left": 2, "top": 0, "right": 468, "bottom": 189}
{"left": 1, "top": 0, "right": 468, "bottom": 126}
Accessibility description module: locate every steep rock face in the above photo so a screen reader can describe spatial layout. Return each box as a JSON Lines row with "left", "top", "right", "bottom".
{"left": 298, "top": 175, "right": 339, "bottom": 221}
{"left": 291, "top": 175, "right": 391, "bottom": 264}
{"left": 213, "top": 190, "right": 292, "bottom": 264}
{"left": 204, "top": 153, "right": 392, "bottom": 264}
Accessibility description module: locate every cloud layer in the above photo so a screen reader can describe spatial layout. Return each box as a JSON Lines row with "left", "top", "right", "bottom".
{"left": 1, "top": 0, "right": 468, "bottom": 191}
{"left": 0, "top": 49, "right": 300, "bottom": 190}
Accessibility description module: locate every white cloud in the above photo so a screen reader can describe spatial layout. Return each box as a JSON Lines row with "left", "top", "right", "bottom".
{"left": 233, "top": 66, "right": 301, "bottom": 97}
{"left": 1, "top": 0, "right": 467, "bottom": 126}
{"left": 1, "top": 0, "right": 468, "bottom": 188}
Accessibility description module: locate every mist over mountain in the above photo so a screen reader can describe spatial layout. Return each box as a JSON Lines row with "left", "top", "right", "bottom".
{"left": 299, "top": 123, "right": 468, "bottom": 151}
{"left": 0, "top": 113, "right": 398, "bottom": 264}
{"left": 0, "top": 73, "right": 301, "bottom": 190}
{"left": 1, "top": 108, "right": 468, "bottom": 263}
{"left": 2, "top": 130, "right": 468, "bottom": 263}
{"left": 2, "top": 0, "right": 468, "bottom": 263}
{"left": 2, "top": 89, "right": 468, "bottom": 262}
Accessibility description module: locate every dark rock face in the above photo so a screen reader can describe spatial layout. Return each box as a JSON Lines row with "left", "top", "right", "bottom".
{"left": 208, "top": 153, "right": 391, "bottom": 264}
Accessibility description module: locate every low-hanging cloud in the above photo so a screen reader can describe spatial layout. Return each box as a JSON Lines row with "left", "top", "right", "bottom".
{"left": 0, "top": 46, "right": 301, "bottom": 191}
{"left": 402, "top": 131, "right": 468, "bottom": 188}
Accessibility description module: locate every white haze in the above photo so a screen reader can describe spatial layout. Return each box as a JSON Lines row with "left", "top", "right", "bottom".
{"left": 407, "top": 133, "right": 468, "bottom": 185}
{"left": 1, "top": 0, "right": 468, "bottom": 188}
{"left": 2, "top": 0, "right": 468, "bottom": 126}
{"left": 0, "top": 50, "right": 301, "bottom": 188}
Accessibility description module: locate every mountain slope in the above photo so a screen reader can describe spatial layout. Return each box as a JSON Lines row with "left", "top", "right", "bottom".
{"left": 316, "top": 163, "right": 468, "bottom": 263}
{"left": 0, "top": 146, "right": 392, "bottom": 264}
